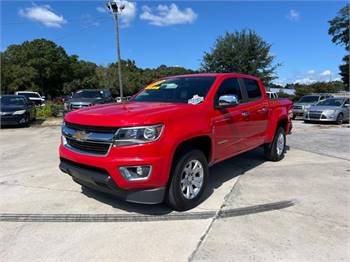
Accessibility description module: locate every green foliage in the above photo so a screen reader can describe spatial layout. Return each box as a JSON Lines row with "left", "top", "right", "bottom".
{"left": 101, "top": 62, "right": 194, "bottom": 96}
{"left": 294, "top": 81, "right": 346, "bottom": 101}
{"left": 1, "top": 39, "right": 71, "bottom": 97}
{"left": 1, "top": 38, "right": 194, "bottom": 98}
{"left": 276, "top": 91, "right": 294, "bottom": 100}
{"left": 328, "top": 4, "right": 349, "bottom": 87}
{"left": 201, "top": 30, "right": 280, "bottom": 85}
{"left": 36, "top": 103, "right": 63, "bottom": 118}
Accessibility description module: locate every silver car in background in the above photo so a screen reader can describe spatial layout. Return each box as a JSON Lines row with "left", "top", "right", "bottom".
{"left": 304, "top": 97, "right": 350, "bottom": 124}
{"left": 292, "top": 94, "right": 333, "bottom": 119}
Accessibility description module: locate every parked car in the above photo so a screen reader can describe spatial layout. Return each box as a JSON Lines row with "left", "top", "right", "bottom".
{"left": 15, "top": 91, "right": 45, "bottom": 107}
{"left": 292, "top": 94, "right": 333, "bottom": 119}
{"left": 266, "top": 91, "right": 278, "bottom": 99}
{"left": 304, "top": 97, "right": 349, "bottom": 124}
{"left": 64, "top": 89, "right": 114, "bottom": 114}
{"left": 59, "top": 73, "right": 293, "bottom": 210}
{"left": 0, "top": 95, "right": 36, "bottom": 127}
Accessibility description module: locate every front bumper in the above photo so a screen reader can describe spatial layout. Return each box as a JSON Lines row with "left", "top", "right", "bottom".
{"left": 1, "top": 114, "right": 27, "bottom": 126}
{"left": 59, "top": 158, "right": 166, "bottom": 204}
{"left": 292, "top": 109, "right": 305, "bottom": 117}
{"left": 303, "top": 113, "right": 337, "bottom": 122}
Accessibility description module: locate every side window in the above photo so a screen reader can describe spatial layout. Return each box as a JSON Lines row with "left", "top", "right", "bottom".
{"left": 243, "top": 79, "right": 262, "bottom": 101}
{"left": 215, "top": 78, "right": 242, "bottom": 103}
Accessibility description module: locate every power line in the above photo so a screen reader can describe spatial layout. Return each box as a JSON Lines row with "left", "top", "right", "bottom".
{"left": 52, "top": 18, "right": 110, "bottom": 41}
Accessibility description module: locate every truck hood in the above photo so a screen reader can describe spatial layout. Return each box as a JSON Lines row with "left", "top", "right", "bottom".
{"left": 64, "top": 102, "right": 196, "bottom": 127}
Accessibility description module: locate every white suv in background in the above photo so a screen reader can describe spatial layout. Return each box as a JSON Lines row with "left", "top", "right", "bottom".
{"left": 15, "top": 91, "right": 45, "bottom": 107}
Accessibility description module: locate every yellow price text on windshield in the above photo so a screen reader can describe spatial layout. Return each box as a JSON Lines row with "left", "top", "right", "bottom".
{"left": 145, "top": 80, "right": 166, "bottom": 90}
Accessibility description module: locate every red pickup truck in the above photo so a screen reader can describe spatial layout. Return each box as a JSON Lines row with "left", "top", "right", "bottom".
{"left": 59, "top": 73, "right": 292, "bottom": 210}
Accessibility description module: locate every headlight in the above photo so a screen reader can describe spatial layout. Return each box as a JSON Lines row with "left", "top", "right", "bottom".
{"left": 323, "top": 110, "right": 335, "bottom": 115}
{"left": 114, "top": 124, "right": 163, "bottom": 146}
{"left": 13, "top": 110, "right": 26, "bottom": 115}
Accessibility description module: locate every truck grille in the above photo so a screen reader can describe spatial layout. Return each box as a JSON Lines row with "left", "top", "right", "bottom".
{"left": 308, "top": 111, "right": 322, "bottom": 119}
{"left": 65, "top": 122, "right": 119, "bottom": 134}
{"left": 66, "top": 137, "right": 111, "bottom": 155}
{"left": 63, "top": 122, "right": 118, "bottom": 156}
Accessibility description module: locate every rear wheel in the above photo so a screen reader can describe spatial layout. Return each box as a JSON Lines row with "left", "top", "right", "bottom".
{"left": 167, "top": 149, "right": 208, "bottom": 211}
{"left": 336, "top": 113, "right": 343, "bottom": 125}
{"left": 264, "top": 127, "right": 286, "bottom": 161}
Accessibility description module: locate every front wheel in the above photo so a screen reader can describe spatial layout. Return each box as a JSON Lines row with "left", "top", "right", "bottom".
{"left": 264, "top": 127, "right": 286, "bottom": 161}
{"left": 336, "top": 113, "right": 343, "bottom": 125}
{"left": 167, "top": 149, "right": 208, "bottom": 211}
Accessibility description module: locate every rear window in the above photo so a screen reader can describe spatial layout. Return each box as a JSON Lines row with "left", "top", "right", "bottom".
{"left": 18, "top": 92, "right": 40, "bottom": 99}
{"left": 243, "top": 79, "right": 262, "bottom": 101}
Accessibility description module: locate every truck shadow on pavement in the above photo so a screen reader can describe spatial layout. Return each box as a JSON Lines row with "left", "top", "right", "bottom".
{"left": 81, "top": 147, "right": 290, "bottom": 215}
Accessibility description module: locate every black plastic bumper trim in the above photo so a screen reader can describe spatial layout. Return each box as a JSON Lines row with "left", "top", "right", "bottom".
{"left": 59, "top": 158, "right": 165, "bottom": 204}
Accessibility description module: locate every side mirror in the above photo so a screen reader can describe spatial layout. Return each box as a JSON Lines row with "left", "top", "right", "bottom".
{"left": 42, "top": 96, "right": 45, "bottom": 100}
{"left": 216, "top": 95, "right": 239, "bottom": 109}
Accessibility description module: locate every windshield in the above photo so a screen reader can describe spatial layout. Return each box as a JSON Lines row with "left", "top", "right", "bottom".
{"left": 316, "top": 98, "right": 345, "bottom": 107}
{"left": 73, "top": 90, "right": 103, "bottom": 99}
{"left": 134, "top": 77, "right": 216, "bottom": 104}
{"left": 18, "top": 92, "right": 40, "bottom": 99}
{"left": 1, "top": 96, "right": 27, "bottom": 106}
{"left": 298, "top": 96, "right": 320, "bottom": 103}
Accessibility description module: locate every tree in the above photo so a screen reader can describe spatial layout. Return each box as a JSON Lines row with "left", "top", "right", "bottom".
{"left": 1, "top": 38, "right": 195, "bottom": 98}
{"left": 63, "top": 56, "right": 99, "bottom": 94}
{"left": 294, "top": 81, "right": 345, "bottom": 101}
{"left": 1, "top": 39, "right": 71, "bottom": 97}
{"left": 201, "top": 30, "right": 279, "bottom": 85}
{"left": 328, "top": 4, "right": 349, "bottom": 87}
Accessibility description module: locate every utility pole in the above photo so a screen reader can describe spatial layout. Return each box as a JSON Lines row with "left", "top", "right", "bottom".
{"left": 106, "top": 1, "right": 125, "bottom": 101}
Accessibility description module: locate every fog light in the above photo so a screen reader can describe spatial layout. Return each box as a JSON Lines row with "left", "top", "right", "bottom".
{"left": 119, "top": 165, "right": 152, "bottom": 181}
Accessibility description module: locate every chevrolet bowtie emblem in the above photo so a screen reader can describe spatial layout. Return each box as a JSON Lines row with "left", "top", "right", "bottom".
{"left": 73, "top": 131, "right": 89, "bottom": 141}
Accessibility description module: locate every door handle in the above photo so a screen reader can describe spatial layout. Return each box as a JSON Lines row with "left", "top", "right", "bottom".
{"left": 260, "top": 107, "right": 269, "bottom": 113}
{"left": 241, "top": 111, "right": 250, "bottom": 117}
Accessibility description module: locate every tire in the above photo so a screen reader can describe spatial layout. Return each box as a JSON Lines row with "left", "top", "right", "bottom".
{"left": 304, "top": 120, "right": 310, "bottom": 124}
{"left": 21, "top": 114, "right": 30, "bottom": 127}
{"left": 264, "top": 127, "right": 286, "bottom": 161}
{"left": 166, "top": 149, "right": 209, "bottom": 211}
{"left": 336, "top": 113, "right": 343, "bottom": 125}
{"left": 292, "top": 114, "right": 296, "bottom": 120}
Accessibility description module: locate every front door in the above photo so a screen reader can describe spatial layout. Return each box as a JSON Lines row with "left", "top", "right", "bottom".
{"left": 212, "top": 77, "right": 248, "bottom": 161}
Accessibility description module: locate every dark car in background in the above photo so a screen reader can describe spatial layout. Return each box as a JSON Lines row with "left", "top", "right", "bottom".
{"left": 0, "top": 95, "right": 36, "bottom": 127}
{"left": 64, "top": 89, "right": 114, "bottom": 114}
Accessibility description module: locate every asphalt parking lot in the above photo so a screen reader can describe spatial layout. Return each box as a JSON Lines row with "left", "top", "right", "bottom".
{"left": 0, "top": 121, "right": 349, "bottom": 261}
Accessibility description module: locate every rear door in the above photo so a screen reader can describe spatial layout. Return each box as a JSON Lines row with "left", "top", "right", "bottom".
{"left": 240, "top": 78, "right": 269, "bottom": 147}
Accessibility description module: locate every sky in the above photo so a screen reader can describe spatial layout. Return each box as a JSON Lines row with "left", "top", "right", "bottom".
{"left": 1, "top": 0, "right": 347, "bottom": 85}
